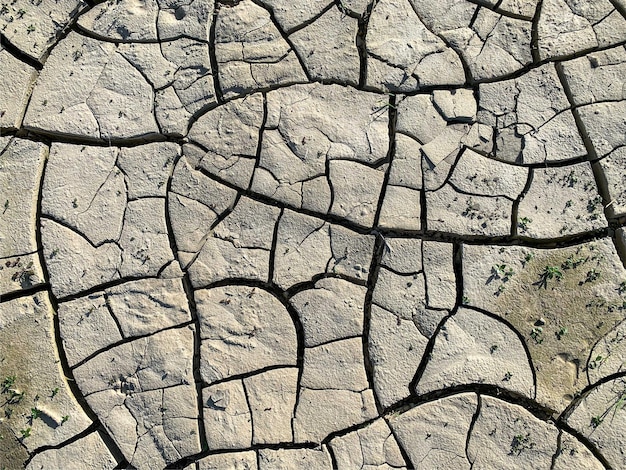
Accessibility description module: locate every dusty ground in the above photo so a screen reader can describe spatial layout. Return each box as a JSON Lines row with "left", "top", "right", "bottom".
{"left": 1, "top": 0, "right": 626, "bottom": 468}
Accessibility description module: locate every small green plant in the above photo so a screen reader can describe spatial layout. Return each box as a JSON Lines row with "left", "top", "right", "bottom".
{"left": 462, "top": 295, "right": 470, "bottom": 304}
{"left": 2, "top": 375, "right": 16, "bottom": 391}
{"left": 535, "top": 265, "right": 563, "bottom": 289}
{"left": 510, "top": 433, "right": 535, "bottom": 455}
{"left": 591, "top": 415, "right": 604, "bottom": 428}
{"left": 618, "top": 281, "right": 626, "bottom": 295}
{"left": 562, "top": 255, "right": 585, "bottom": 270}
{"left": 556, "top": 326, "right": 568, "bottom": 340}
{"left": 530, "top": 327, "right": 544, "bottom": 344}
{"left": 588, "top": 354, "right": 607, "bottom": 370}
{"left": 2, "top": 199, "right": 8, "bottom": 214}
{"left": 518, "top": 217, "right": 532, "bottom": 232}
{"left": 490, "top": 345, "right": 498, "bottom": 354}
{"left": 20, "top": 428, "right": 31, "bottom": 438}
{"left": 503, "top": 371, "right": 513, "bottom": 381}
{"left": 584, "top": 269, "right": 600, "bottom": 283}
{"left": 26, "top": 24, "right": 35, "bottom": 33}
{"left": 30, "top": 408, "right": 41, "bottom": 420}
{"left": 51, "top": 387, "right": 59, "bottom": 398}
{"left": 61, "top": 415, "right": 70, "bottom": 424}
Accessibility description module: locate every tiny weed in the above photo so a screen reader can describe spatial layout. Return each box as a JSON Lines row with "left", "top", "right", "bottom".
{"left": 556, "top": 327, "right": 568, "bottom": 340}
{"left": 30, "top": 408, "right": 41, "bottom": 420}
{"left": 530, "top": 327, "right": 544, "bottom": 344}
{"left": 20, "top": 428, "right": 31, "bottom": 438}
{"left": 584, "top": 269, "right": 600, "bottom": 283}
{"left": 510, "top": 433, "right": 535, "bottom": 455}
{"left": 518, "top": 217, "right": 532, "bottom": 232}
{"left": 503, "top": 371, "right": 513, "bottom": 381}
{"left": 61, "top": 415, "right": 69, "bottom": 424}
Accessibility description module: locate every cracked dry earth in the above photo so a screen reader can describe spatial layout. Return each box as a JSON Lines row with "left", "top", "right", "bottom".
{"left": 1, "top": 1, "right": 626, "bottom": 469}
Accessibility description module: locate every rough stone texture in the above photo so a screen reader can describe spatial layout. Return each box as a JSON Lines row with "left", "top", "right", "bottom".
{"left": 0, "top": 0, "right": 86, "bottom": 61}
{"left": 368, "top": 304, "right": 428, "bottom": 408}
{"left": 293, "top": 387, "right": 378, "bottom": 443}
{"left": 186, "top": 197, "right": 280, "bottom": 287}
{"left": 389, "top": 393, "right": 478, "bottom": 469}
{"left": 0, "top": 138, "right": 46, "bottom": 258}
{"left": 24, "top": 33, "right": 159, "bottom": 140}
{"left": 258, "top": 448, "right": 333, "bottom": 469}
{"left": 197, "top": 451, "right": 258, "bottom": 470}
{"left": 414, "top": 308, "right": 535, "bottom": 398}
{"left": 463, "top": 239, "right": 626, "bottom": 412}
{"left": 203, "top": 379, "right": 252, "bottom": 450}
{"left": 290, "top": 277, "right": 366, "bottom": 347}
{"left": 517, "top": 163, "right": 607, "bottom": 238}
{"left": 4, "top": 0, "right": 626, "bottom": 467}
{"left": 214, "top": 0, "right": 308, "bottom": 98}
{"left": 243, "top": 368, "right": 298, "bottom": 445}
{"left": 0, "top": 294, "right": 92, "bottom": 467}
{"left": 552, "top": 431, "right": 605, "bottom": 470}
{"left": 467, "top": 396, "right": 559, "bottom": 469}
{"left": 578, "top": 101, "right": 626, "bottom": 160}
{"left": 441, "top": 7, "right": 533, "bottom": 81}
{"left": 290, "top": 6, "right": 360, "bottom": 85}
{"left": 366, "top": 0, "right": 465, "bottom": 92}
{"left": 72, "top": 327, "right": 198, "bottom": 468}
{"left": 329, "top": 418, "right": 406, "bottom": 469}
{"left": 195, "top": 286, "right": 298, "bottom": 384}
{"left": 0, "top": 50, "right": 37, "bottom": 129}
{"left": 26, "top": 431, "right": 117, "bottom": 470}
{"left": 477, "top": 64, "right": 586, "bottom": 165}
{"left": 560, "top": 46, "right": 626, "bottom": 106}
{"left": 566, "top": 376, "right": 626, "bottom": 470}
{"left": 538, "top": 0, "right": 626, "bottom": 61}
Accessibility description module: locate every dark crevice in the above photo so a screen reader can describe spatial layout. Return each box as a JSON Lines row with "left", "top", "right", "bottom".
{"left": 34, "top": 146, "right": 129, "bottom": 467}
{"left": 0, "top": 283, "right": 49, "bottom": 303}
{"left": 511, "top": 168, "right": 534, "bottom": 236}
{"left": 0, "top": 33, "right": 42, "bottom": 70}
{"left": 209, "top": 1, "right": 225, "bottom": 104}
{"left": 327, "top": 442, "right": 340, "bottom": 470}
{"left": 363, "top": 234, "right": 391, "bottom": 415}
{"left": 554, "top": 62, "right": 618, "bottom": 234}
{"left": 246, "top": 0, "right": 313, "bottom": 83}
{"left": 69, "top": 321, "right": 195, "bottom": 370}
{"left": 408, "top": 310, "right": 456, "bottom": 393}
{"left": 241, "top": 378, "right": 255, "bottom": 448}
{"left": 56, "top": 275, "right": 163, "bottom": 304}
{"left": 550, "top": 430, "right": 562, "bottom": 470}
{"left": 452, "top": 242, "right": 465, "bottom": 310}
{"left": 283, "top": 272, "right": 367, "bottom": 299}
{"left": 356, "top": 0, "right": 377, "bottom": 89}
{"left": 465, "top": 393, "right": 481, "bottom": 468}
{"left": 610, "top": 0, "right": 626, "bottom": 18}
{"left": 554, "top": 422, "right": 614, "bottom": 470}
{"left": 200, "top": 365, "right": 298, "bottom": 389}
{"left": 382, "top": 416, "right": 414, "bottom": 469}
{"left": 247, "top": 92, "right": 268, "bottom": 192}
{"left": 530, "top": 0, "right": 544, "bottom": 63}
{"left": 559, "top": 370, "right": 626, "bottom": 423}
{"left": 165, "top": 442, "right": 318, "bottom": 469}
{"left": 23, "top": 422, "right": 100, "bottom": 466}
{"left": 463, "top": 304, "right": 538, "bottom": 400}
{"left": 103, "top": 292, "right": 125, "bottom": 339}
{"left": 373, "top": 93, "right": 397, "bottom": 228}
